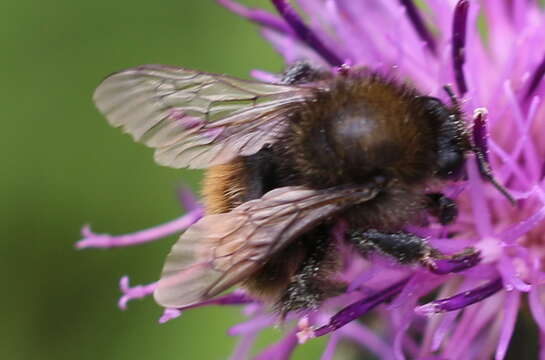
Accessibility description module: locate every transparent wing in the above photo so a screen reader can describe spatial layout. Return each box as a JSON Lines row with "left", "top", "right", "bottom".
{"left": 153, "top": 184, "right": 379, "bottom": 308}
{"left": 93, "top": 64, "right": 315, "bottom": 169}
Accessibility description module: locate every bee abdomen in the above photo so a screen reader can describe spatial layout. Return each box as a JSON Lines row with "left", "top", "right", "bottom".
{"left": 202, "top": 159, "right": 248, "bottom": 214}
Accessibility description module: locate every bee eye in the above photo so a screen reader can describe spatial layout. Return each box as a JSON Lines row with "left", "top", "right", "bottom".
{"left": 416, "top": 96, "right": 451, "bottom": 120}
{"left": 417, "top": 96, "right": 442, "bottom": 108}
{"left": 416, "top": 96, "right": 466, "bottom": 180}
{"left": 436, "top": 149, "right": 465, "bottom": 179}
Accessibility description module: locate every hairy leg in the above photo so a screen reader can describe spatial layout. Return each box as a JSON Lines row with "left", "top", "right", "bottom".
{"left": 277, "top": 230, "right": 345, "bottom": 314}
{"left": 348, "top": 229, "right": 442, "bottom": 267}
{"left": 426, "top": 192, "right": 458, "bottom": 225}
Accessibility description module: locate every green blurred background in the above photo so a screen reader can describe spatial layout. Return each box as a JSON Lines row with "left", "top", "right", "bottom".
{"left": 1, "top": 1, "right": 329, "bottom": 359}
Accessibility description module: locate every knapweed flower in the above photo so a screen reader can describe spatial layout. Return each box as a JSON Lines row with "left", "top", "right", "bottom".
{"left": 78, "top": 0, "right": 545, "bottom": 359}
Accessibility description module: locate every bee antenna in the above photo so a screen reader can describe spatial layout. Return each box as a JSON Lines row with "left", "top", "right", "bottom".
{"left": 472, "top": 146, "right": 516, "bottom": 205}
{"left": 443, "top": 84, "right": 459, "bottom": 107}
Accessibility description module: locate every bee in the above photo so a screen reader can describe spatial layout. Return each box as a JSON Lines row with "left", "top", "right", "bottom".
{"left": 93, "top": 62, "right": 513, "bottom": 314}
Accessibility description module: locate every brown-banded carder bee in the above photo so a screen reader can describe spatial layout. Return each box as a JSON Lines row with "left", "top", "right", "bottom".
{"left": 93, "top": 61, "right": 513, "bottom": 314}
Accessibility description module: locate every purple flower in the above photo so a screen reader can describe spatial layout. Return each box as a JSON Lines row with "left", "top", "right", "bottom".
{"left": 80, "top": 1, "right": 545, "bottom": 359}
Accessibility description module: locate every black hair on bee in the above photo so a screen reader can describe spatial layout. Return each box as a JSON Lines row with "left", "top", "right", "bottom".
{"left": 93, "top": 61, "right": 513, "bottom": 315}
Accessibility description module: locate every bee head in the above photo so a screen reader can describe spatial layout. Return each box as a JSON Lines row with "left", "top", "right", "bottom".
{"left": 415, "top": 95, "right": 469, "bottom": 180}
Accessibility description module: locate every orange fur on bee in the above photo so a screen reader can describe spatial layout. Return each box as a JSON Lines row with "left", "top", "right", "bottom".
{"left": 202, "top": 158, "right": 247, "bottom": 215}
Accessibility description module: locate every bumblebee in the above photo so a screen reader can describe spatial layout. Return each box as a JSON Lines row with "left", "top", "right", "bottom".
{"left": 93, "top": 62, "right": 512, "bottom": 314}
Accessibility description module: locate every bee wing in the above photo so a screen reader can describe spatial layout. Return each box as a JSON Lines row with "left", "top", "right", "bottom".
{"left": 153, "top": 185, "right": 379, "bottom": 308}
{"left": 94, "top": 64, "right": 315, "bottom": 169}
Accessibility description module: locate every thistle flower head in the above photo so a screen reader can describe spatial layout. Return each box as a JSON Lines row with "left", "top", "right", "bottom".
{"left": 80, "top": 1, "right": 545, "bottom": 359}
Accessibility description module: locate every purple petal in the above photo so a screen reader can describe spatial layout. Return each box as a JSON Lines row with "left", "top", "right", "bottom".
{"left": 473, "top": 108, "right": 489, "bottom": 162}
{"left": 254, "top": 330, "right": 298, "bottom": 360}
{"left": 328, "top": 1, "right": 385, "bottom": 65}
{"left": 452, "top": 0, "right": 469, "bottom": 95}
{"left": 525, "top": 51, "right": 545, "bottom": 100}
{"left": 498, "top": 255, "right": 532, "bottom": 292}
{"left": 444, "top": 293, "right": 503, "bottom": 359}
{"left": 394, "top": 322, "right": 410, "bottom": 360}
{"left": 348, "top": 263, "right": 380, "bottom": 292}
{"left": 320, "top": 333, "right": 340, "bottom": 360}
{"left": 495, "top": 290, "right": 520, "bottom": 360}
{"left": 416, "top": 278, "right": 503, "bottom": 315}
{"left": 118, "top": 277, "right": 157, "bottom": 310}
{"left": 217, "top": 0, "right": 292, "bottom": 34}
{"left": 499, "top": 202, "right": 545, "bottom": 244}
{"left": 250, "top": 69, "right": 280, "bottom": 83}
{"left": 398, "top": 0, "right": 437, "bottom": 55}
{"left": 389, "top": 272, "right": 443, "bottom": 314}
{"left": 339, "top": 322, "right": 395, "bottom": 360}
{"left": 488, "top": 140, "right": 532, "bottom": 190}
{"left": 388, "top": 273, "right": 444, "bottom": 358}
{"left": 177, "top": 187, "right": 200, "bottom": 211}
{"left": 118, "top": 279, "right": 253, "bottom": 313}
{"left": 466, "top": 158, "right": 493, "bottom": 237}
{"left": 431, "top": 311, "right": 459, "bottom": 351}
{"left": 314, "top": 278, "right": 409, "bottom": 336}
{"left": 498, "top": 96, "right": 541, "bottom": 186}
{"left": 228, "top": 313, "right": 276, "bottom": 336}
{"left": 261, "top": 27, "right": 325, "bottom": 65}
{"left": 502, "top": 81, "right": 541, "bottom": 183}
{"left": 179, "top": 290, "right": 256, "bottom": 311}
{"left": 76, "top": 207, "right": 204, "bottom": 249}
{"left": 529, "top": 284, "right": 545, "bottom": 333}
{"left": 270, "top": 0, "right": 344, "bottom": 67}
{"left": 158, "top": 291, "right": 256, "bottom": 324}
{"left": 230, "top": 333, "right": 258, "bottom": 360}
{"left": 159, "top": 308, "right": 182, "bottom": 324}
{"left": 419, "top": 279, "right": 471, "bottom": 353}
{"left": 428, "top": 249, "right": 482, "bottom": 275}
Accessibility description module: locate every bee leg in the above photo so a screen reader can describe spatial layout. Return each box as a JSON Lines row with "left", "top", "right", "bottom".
{"left": 472, "top": 145, "right": 516, "bottom": 204}
{"left": 276, "top": 234, "right": 345, "bottom": 315}
{"left": 348, "top": 229, "right": 442, "bottom": 267}
{"left": 426, "top": 193, "right": 458, "bottom": 225}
